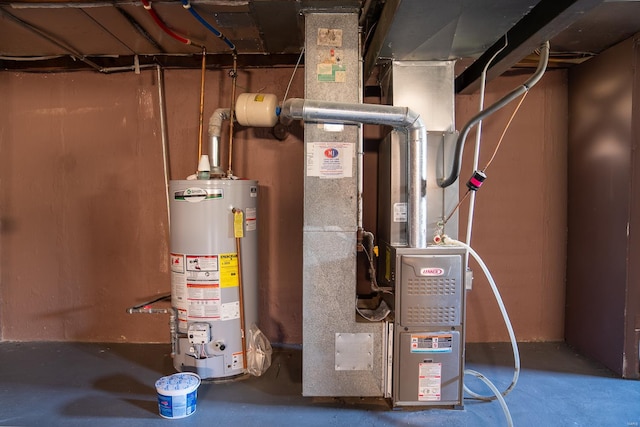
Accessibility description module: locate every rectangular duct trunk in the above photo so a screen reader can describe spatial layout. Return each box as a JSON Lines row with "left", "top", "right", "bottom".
{"left": 383, "top": 61, "right": 458, "bottom": 238}
{"left": 377, "top": 61, "right": 459, "bottom": 287}
{"left": 302, "top": 12, "right": 386, "bottom": 397}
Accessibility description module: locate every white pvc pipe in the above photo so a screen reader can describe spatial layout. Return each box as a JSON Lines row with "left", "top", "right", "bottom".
{"left": 156, "top": 65, "right": 171, "bottom": 228}
{"left": 465, "top": 37, "right": 509, "bottom": 266}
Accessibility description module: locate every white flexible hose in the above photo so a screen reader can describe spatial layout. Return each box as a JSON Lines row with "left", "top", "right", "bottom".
{"left": 465, "top": 369, "right": 513, "bottom": 427}
{"left": 443, "top": 235, "right": 520, "bottom": 397}
{"left": 441, "top": 235, "right": 520, "bottom": 426}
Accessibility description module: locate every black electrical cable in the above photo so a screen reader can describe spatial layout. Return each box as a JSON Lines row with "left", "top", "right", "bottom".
{"left": 130, "top": 293, "right": 171, "bottom": 310}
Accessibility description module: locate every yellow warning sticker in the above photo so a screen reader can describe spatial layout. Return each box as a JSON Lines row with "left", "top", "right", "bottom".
{"left": 234, "top": 210, "right": 244, "bottom": 238}
{"left": 254, "top": 94, "right": 264, "bottom": 102}
{"left": 219, "top": 253, "right": 239, "bottom": 288}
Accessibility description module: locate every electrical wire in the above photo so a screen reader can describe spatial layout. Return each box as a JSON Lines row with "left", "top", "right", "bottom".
{"left": 181, "top": 0, "right": 237, "bottom": 54}
{"left": 443, "top": 189, "right": 470, "bottom": 225}
{"left": 282, "top": 47, "right": 305, "bottom": 105}
{"left": 130, "top": 293, "right": 171, "bottom": 310}
{"left": 140, "top": 0, "right": 194, "bottom": 46}
{"left": 481, "top": 91, "right": 529, "bottom": 173}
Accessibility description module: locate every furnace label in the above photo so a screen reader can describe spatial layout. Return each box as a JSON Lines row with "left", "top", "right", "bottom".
{"left": 410, "top": 334, "right": 453, "bottom": 353}
{"left": 418, "top": 362, "right": 442, "bottom": 401}
{"left": 393, "top": 202, "right": 407, "bottom": 222}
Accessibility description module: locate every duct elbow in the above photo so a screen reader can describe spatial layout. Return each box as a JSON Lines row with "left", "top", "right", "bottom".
{"left": 404, "top": 108, "right": 423, "bottom": 131}
{"left": 208, "top": 108, "right": 230, "bottom": 137}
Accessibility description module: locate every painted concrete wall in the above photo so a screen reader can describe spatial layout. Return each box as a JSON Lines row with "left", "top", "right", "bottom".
{"left": 0, "top": 67, "right": 567, "bottom": 344}
{"left": 0, "top": 67, "right": 305, "bottom": 343}
{"left": 566, "top": 35, "right": 640, "bottom": 378}
{"left": 456, "top": 70, "right": 568, "bottom": 342}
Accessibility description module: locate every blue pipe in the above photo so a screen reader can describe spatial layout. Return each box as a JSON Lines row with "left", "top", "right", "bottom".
{"left": 181, "top": 0, "right": 237, "bottom": 54}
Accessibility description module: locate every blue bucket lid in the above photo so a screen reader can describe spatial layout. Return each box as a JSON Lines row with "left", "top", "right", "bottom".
{"left": 155, "top": 373, "right": 200, "bottom": 393}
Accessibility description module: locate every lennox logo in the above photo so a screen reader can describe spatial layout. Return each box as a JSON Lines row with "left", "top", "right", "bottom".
{"left": 421, "top": 267, "right": 445, "bottom": 276}
{"left": 324, "top": 148, "right": 339, "bottom": 158}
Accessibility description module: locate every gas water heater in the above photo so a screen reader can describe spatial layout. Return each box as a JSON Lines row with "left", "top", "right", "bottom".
{"left": 169, "top": 179, "right": 258, "bottom": 380}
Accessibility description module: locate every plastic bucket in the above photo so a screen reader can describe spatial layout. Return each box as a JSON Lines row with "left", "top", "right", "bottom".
{"left": 155, "top": 372, "right": 201, "bottom": 419}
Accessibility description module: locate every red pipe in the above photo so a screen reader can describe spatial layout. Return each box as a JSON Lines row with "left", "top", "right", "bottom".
{"left": 141, "top": 0, "right": 192, "bottom": 45}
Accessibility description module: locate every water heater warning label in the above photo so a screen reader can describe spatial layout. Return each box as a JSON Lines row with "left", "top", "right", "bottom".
{"left": 219, "top": 254, "right": 239, "bottom": 288}
{"left": 221, "top": 301, "right": 240, "bottom": 321}
{"left": 186, "top": 255, "right": 218, "bottom": 272}
{"left": 170, "top": 254, "right": 184, "bottom": 273}
{"left": 418, "top": 362, "right": 442, "bottom": 401}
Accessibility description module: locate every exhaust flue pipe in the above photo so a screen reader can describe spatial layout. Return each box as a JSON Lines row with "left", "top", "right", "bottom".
{"left": 280, "top": 99, "right": 427, "bottom": 248}
{"left": 208, "top": 108, "right": 230, "bottom": 177}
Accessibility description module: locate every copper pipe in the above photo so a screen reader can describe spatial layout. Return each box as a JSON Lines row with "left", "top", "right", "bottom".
{"left": 233, "top": 208, "right": 247, "bottom": 370}
{"left": 197, "top": 47, "right": 207, "bottom": 161}
{"left": 227, "top": 54, "right": 238, "bottom": 177}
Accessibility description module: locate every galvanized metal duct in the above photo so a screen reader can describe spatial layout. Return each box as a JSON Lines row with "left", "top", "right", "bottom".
{"left": 208, "top": 108, "right": 230, "bottom": 176}
{"left": 280, "top": 98, "right": 428, "bottom": 248}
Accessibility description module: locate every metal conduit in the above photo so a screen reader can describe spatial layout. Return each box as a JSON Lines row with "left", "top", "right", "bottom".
{"left": 280, "top": 98, "right": 428, "bottom": 248}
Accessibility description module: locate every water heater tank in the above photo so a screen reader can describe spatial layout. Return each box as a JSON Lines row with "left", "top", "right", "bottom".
{"left": 169, "top": 179, "right": 258, "bottom": 380}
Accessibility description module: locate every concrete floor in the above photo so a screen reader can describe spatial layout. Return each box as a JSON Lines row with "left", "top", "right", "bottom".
{"left": 0, "top": 341, "right": 638, "bottom": 427}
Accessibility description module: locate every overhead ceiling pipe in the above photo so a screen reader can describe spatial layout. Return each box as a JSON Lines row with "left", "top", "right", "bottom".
{"left": 280, "top": 98, "right": 428, "bottom": 248}
{"left": 0, "top": 8, "right": 104, "bottom": 72}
